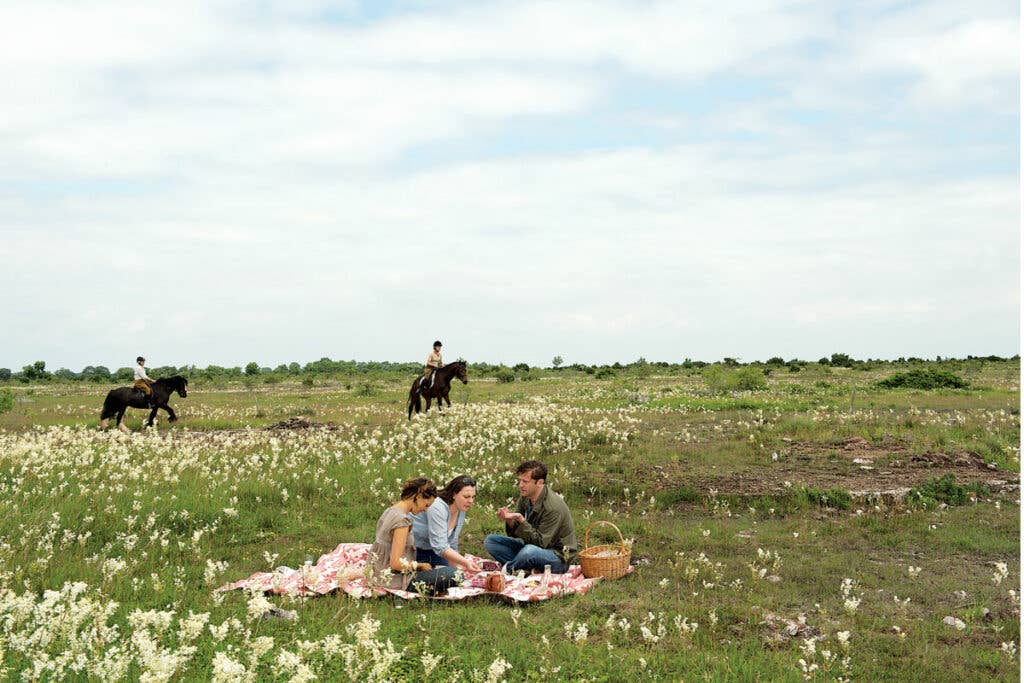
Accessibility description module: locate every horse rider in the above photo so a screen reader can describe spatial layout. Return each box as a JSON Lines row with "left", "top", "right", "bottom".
{"left": 134, "top": 356, "right": 156, "bottom": 407}
{"left": 421, "top": 341, "right": 443, "bottom": 391}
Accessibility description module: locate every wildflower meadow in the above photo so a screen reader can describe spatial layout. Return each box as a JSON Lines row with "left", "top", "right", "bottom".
{"left": 0, "top": 360, "right": 1018, "bottom": 681}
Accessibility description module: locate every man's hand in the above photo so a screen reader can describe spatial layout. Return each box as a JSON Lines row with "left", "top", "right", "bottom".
{"left": 463, "top": 558, "right": 482, "bottom": 572}
{"left": 498, "top": 507, "right": 525, "bottom": 524}
{"left": 417, "top": 562, "right": 432, "bottom": 571}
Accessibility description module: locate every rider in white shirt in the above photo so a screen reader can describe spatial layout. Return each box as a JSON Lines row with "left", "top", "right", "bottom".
{"left": 134, "top": 356, "right": 156, "bottom": 407}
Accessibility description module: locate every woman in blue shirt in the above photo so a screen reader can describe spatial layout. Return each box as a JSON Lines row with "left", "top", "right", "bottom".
{"left": 412, "top": 475, "right": 481, "bottom": 573}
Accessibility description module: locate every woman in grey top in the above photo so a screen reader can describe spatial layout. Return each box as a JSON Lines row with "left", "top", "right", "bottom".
{"left": 367, "top": 477, "right": 458, "bottom": 594}
{"left": 412, "top": 474, "right": 482, "bottom": 572}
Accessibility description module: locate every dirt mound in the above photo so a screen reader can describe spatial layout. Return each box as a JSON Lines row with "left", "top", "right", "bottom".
{"left": 265, "top": 417, "right": 339, "bottom": 431}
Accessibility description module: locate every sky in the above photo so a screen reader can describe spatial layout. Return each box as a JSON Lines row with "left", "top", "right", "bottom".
{"left": 1, "top": 0, "right": 1019, "bottom": 370}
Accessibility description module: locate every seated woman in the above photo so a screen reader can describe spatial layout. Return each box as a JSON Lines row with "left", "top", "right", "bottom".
{"left": 412, "top": 475, "right": 482, "bottom": 573}
{"left": 367, "top": 477, "right": 458, "bottom": 595}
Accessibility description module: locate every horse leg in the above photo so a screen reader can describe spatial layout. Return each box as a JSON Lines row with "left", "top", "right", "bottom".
{"left": 147, "top": 406, "right": 158, "bottom": 427}
{"left": 117, "top": 410, "right": 129, "bottom": 433}
{"left": 444, "top": 391, "right": 452, "bottom": 408}
{"left": 100, "top": 418, "right": 108, "bottom": 429}
{"left": 164, "top": 405, "right": 178, "bottom": 423}
{"left": 425, "top": 396, "right": 433, "bottom": 412}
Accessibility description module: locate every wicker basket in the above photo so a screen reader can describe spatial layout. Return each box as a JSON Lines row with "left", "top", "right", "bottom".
{"left": 578, "top": 520, "right": 631, "bottom": 579}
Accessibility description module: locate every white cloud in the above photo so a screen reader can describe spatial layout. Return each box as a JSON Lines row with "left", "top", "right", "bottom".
{"left": 0, "top": 0, "right": 1017, "bottom": 367}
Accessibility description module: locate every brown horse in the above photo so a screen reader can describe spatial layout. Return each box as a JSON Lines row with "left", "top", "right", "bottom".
{"left": 408, "top": 361, "right": 468, "bottom": 418}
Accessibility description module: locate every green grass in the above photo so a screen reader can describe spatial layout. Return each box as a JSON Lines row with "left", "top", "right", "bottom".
{"left": 0, "top": 365, "right": 1018, "bottom": 680}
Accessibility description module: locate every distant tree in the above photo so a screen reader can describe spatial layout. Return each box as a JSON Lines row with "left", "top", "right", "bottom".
{"left": 0, "top": 368, "right": 10, "bottom": 381}
{"left": 552, "top": 356, "right": 563, "bottom": 369}
{"left": 767, "top": 357, "right": 785, "bottom": 366}
{"left": 245, "top": 362, "right": 260, "bottom": 376}
{"left": 830, "top": 353, "right": 854, "bottom": 368}
{"left": 114, "top": 367, "right": 134, "bottom": 382}
{"left": 53, "top": 368, "right": 78, "bottom": 381}
{"left": 288, "top": 362, "right": 301, "bottom": 374}
{"left": 22, "top": 361, "right": 50, "bottom": 381}
{"left": 513, "top": 363, "right": 530, "bottom": 374}
{"left": 818, "top": 357, "right": 830, "bottom": 365}
{"left": 81, "top": 366, "right": 112, "bottom": 382}
{"left": 722, "top": 357, "right": 740, "bottom": 367}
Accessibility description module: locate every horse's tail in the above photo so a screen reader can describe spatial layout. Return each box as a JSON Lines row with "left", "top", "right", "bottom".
{"left": 100, "top": 390, "right": 120, "bottom": 420}
{"left": 407, "top": 384, "right": 422, "bottom": 419}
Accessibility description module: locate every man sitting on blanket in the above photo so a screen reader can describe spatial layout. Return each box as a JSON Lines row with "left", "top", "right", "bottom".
{"left": 484, "top": 460, "right": 578, "bottom": 574}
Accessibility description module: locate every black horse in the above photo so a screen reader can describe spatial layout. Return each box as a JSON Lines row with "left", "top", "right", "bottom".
{"left": 100, "top": 376, "right": 188, "bottom": 431}
{"left": 408, "top": 361, "right": 467, "bottom": 419}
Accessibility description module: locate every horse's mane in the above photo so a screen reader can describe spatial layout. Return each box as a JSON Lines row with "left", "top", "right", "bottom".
{"left": 155, "top": 375, "right": 187, "bottom": 385}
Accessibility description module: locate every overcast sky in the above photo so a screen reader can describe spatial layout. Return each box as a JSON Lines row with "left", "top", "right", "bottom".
{"left": 1, "top": 0, "right": 1019, "bottom": 370}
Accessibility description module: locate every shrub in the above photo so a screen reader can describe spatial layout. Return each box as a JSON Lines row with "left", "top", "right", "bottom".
{"left": 877, "top": 369, "right": 969, "bottom": 390}
{"left": 801, "top": 486, "right": 852, "bottom": 510}
{"left": 495, "top": 368, "right": 515, "bottom": 383}
{"left": 594, "top": 367, "right": 616, "bottom": 380}
{"left": 0, "top": 389, "right": 13, "bottom": 415}
{"left": 301, "top": 377, "right": 315, "bottom": 387}
{"left": 907, "top": 474, "right": 984, "bottom": 509}
{"left": 703, "top": 365, "right": 767, "bottom": 393}
{"left": 513, "top": 363, "right": 531, "bottom": 374}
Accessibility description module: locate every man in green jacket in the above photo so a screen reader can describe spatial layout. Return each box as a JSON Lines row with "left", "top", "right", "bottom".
{"left": 484, "top": 460, "right": 578, "bottom": 574}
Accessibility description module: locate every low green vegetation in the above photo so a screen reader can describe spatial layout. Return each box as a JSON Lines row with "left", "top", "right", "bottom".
{"left": 0, "top": 360, "right": 1017, "bottom": 680}
{"left": 877, "top": 368, "right": 970, "bottom": 390}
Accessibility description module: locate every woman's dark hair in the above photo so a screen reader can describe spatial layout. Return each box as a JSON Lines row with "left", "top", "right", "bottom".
{"left": 400, "top": 477, "right": 437, "bottom": 501}
{"left": 439, "top": 475, "right": 477, "bottom": 504}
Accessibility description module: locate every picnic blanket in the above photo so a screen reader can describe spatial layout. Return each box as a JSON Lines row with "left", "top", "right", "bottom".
{"left": 218, "top": 542, "right": 626, "bottom": 602}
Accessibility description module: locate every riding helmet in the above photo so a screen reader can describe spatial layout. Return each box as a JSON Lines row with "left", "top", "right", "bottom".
{"left": 433, "top": 341, "right": 442, "bottom": 347}
{"left": 137, "top": 356, "right": 145, "bottom": 363}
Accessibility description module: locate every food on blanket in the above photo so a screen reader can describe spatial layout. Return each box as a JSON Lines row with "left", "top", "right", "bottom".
{"left": 480, "top": 560, "right": 501, "bottom": 572}
{"left": 484, "top": 573, "right": 506, "bottom": 592}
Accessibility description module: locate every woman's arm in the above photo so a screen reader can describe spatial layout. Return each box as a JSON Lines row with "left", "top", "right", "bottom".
{"left": 390, "top": 526, "right": 430, "bottom": 572}
{"left": 428, "top": 509, "right": 479, "bottom": 571}
{"left": 441, "top": 547, "right": 481, "bottom": 571}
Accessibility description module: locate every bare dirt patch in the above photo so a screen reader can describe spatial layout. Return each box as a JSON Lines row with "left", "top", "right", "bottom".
{"left": 264, "top": 417, "right": 341, "bottom": 430}
{"left": 664, "top": 440, "right": 1018, "bottom": 502}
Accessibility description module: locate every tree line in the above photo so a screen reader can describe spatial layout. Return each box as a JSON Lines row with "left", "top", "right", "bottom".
{"left": 0, "top": 354, "right": 1017, "bottom": 384}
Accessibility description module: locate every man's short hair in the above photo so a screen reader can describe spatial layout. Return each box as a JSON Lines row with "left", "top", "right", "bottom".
{"left": 515, "top": 460, "right": 547, "bottom": 482}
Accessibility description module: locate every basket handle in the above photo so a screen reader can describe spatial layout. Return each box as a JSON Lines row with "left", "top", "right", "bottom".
{"left": 583, "top": 520, "right": 626, "bottom": 552}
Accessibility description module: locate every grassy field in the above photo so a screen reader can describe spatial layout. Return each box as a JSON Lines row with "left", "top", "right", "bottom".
{"left": 0, "top": 362, "right": 1018, "bottom": 681}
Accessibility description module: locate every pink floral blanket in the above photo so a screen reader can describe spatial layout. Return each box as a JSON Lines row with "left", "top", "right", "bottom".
{"left": 219, "top": 542, "right": 628, "bottom": 602}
